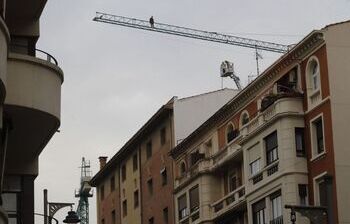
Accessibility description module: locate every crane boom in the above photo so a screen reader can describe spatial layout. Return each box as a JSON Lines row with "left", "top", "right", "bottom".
{"left": 93, "top": 12, "right": 291, "bottom": 53}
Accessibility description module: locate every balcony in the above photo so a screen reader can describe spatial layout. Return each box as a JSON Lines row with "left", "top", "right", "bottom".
{"left": 211, "top": 141, "right": 242, "bottom": 171}
{"left": 4, "top": 51, "right": 63, "bottom": 175}
{"left": 211, "top": 185, "right": 246, "bottom": 219}
{"left": 175, "top": 143, "right": 242, "bottom": 188}
{"left": 249, "top": 160, "right": 279, "bottom": 186}
{"left": 270, "top": 216, "right": 283, "bottom": 224}
{"left": 240, "top": 97, "right": 303, "bottom": 140}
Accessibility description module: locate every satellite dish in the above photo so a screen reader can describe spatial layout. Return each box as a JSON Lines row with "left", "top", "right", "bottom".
{"left": 220, "top": 61, "right": 234, "bottom": 77}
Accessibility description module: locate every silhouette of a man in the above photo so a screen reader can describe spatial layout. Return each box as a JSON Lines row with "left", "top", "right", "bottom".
{"left": 149, "top": 16, "right": 154, "bottom": 28}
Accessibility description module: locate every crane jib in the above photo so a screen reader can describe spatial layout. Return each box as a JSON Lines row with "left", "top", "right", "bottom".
{"left": 93, "top": 12, "right": 290, "bottom": 54}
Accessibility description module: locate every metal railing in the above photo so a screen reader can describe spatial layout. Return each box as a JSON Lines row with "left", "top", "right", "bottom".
{"left": 9, "top": 43, "right": 58, "bottom": 66}
{"left": 35, "top": 49, "right": 58, "bottom": 65}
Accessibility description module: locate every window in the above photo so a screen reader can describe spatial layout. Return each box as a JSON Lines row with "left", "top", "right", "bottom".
{"left": 190, "top": 150, "right": 205, "bottom": 166}
{"left": 146, "top": 140, "right": 152, "bottom": 159}
{"left": 133, "top": 153, "right": 138, "bottom": 171}
{"left": 312, "top": 117, "right": 324, "bottom": 155}
{"left": 307, "top": 58, "right": 321, "bottom": 106}
{"left": 148, "top": 217, "right": 154, "bottom": 224}
{"left": 134, "top": 190, "right": 139, "bottom": 208}
{"left": 2, "top": 192, "right": 20, "bottom": 223}
{"left": 111, "top": 210, "right": 116, "bottom": 224}
{"left": 178, "top": 194, "right": 188, "bottom": 220}
{"left": 180, "top": 162, "right": 186, "bottom": 177}
{"left": 315, "top": 177, "right": 333, "bottom": 207}
{"left": 161, "top": 127, "right": 166, "bottom": 145}
{"left": 295, "top": 128, "right": 305, "bottom": 157}
{"left": 228, "top": 173, "right": 237, "bottom": 192}
{"left": 189, "top": 185, "right": 199, "bottom": 212}
{"left": 270, "top": 191, "right": 282, "bottom": 222}
{"left": 299, "top": 184, "right": 308, "bottom": 205}
{"left": 240, "top": 111, "right": 250, "bottom": 127}
{"left": 121, "top": 164, "right": 126, "bottom": 182}
{"left": 122, "top": 200, "right": 127, "bottom": 217}
{"left": 309, "top": 59, "right": 320, "bottom": 91}
{"left": 252, "top": 199, "right": 265, "bottom": 224}
{"left": 100, "top": 185, "right": 105, "bottom": 200}
{"left": 250, "top": 159, "right": 260, "bottom": 176}
{"left": 163, "top": 207, "right": 169, "bottom": 224}
{"left": 226, "top": 123, "right": 238, "bottom": 143}
{"left": 161, "top": 168, "right": 168, "bottom": 186}
{"left": 265, "top": 131, "right": 278, "bottom": 165}
{"left": 147, "top": 178, "right": 153, "bottom": 196}
{"left": 110, "top": 176, "right": 115, "bottom": 192}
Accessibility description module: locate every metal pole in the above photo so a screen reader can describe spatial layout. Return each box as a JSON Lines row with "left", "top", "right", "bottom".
{"left": 44, "top": 189, "right": 48, "bottom": 224}
{"left": 255, "top": 46, "right": 260, "bottom": 76}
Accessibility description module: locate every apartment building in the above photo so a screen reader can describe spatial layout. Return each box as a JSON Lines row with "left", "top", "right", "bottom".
{"left": 170, "top": 21, "right": 350, "bottom": 224}
{"left": 90, "top": 89, "right": 238, "bottom": 224}
{"left": 0, "top": 1, "right": 63, "bottom": 224}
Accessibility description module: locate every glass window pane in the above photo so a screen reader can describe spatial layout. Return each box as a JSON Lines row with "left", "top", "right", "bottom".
{"left": 2, "top": 193, "right": 17, "bottom": 212}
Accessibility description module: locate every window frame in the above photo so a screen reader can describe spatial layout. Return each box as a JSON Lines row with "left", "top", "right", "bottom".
{"left": 133, "top": 153, "right": 138, "bottom": 171}
{"left": 250, "top": 158, "right": 261, "bottom": 176}
{"left": 110, "top": 175, "right": 115, "bottom": 192}
{"left": 134, "top": 190, "right": 139, "bottom": 208}
{"left": 160, "top": 127, "right": 166, "bottom": 145}
{"left": 240, "top": 111, "right": 250, "bottom": 128}
{"left": 252, "top": 198, "right": 266, "bottom": 224}
{"left": 265, "top": 131, "right": 278, "bottom": 165}
{"left": 295, "top": 128, "right": 306, "bottom": 157}
{"left": 147, "top": 178, "right": 153, "bottom": 196}
{"left": 270, "top": 191, "right": 282, "bottom": 221}
{"left": 310, "top": 114, "right": 326, "bottom": 159}
{"left": 161, "top": 168, "right": 168, "bottom": 186}
{"left": 226, "top": 123, "right": 238, "bottom": 143}
{"left": 146, "top": 140, "right": 153, "bottom": 159}
{"left": 189, "top": 185, "right": 199, "bottom": 213}
{"left": 121, "top": 164, "right": 126, "bottom": 182}
{"left": 122, "top": 200, "right": 127, "bottom": 217}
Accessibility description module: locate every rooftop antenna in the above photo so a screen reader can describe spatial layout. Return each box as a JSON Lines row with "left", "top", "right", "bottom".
{"left": 220, "top": 61, "right": 242, "bottom": 90}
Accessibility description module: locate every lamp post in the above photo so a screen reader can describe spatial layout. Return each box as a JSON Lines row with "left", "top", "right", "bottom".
{"left": 63, "top": 210, "right": 81, "bottom": 224}
{"left": 43, "top": 189, "right": 78, "bottom": 224}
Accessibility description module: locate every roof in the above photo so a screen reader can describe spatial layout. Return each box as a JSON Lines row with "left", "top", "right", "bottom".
{"left": 169, "top": 27, "right": 327, "bottom": 158}
{"left": 90, "top": 97, "right": 175, "bottom": 186}
{"left": 323, "top": 20, "right": 350, "bottom": 29}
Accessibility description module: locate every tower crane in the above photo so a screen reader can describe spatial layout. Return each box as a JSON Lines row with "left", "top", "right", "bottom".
{"left": 75, "top": 157, "right": 93, "bottom": 224}
{"left": 93, "top": 12, "right": 292, "bottom": 89}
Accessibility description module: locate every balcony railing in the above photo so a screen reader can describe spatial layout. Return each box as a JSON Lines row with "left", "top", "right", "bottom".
{"left": 10, "top": 43, "right": 58, "bottom": 65}
{"left": 270, "top": 216, "right": 283, "bottom": 224}
{"left": 249, "top": 160, "right": 279, "bottom": 186}
{"left": 240, "top": 97, "right": 303, "bottom": 139}
{"left": 211, "top": 185, "right": 246, "bottom": 217}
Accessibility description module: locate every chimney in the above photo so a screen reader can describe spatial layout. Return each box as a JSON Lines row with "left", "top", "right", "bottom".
{"left": 99, "top": 156, "right": 108, "bottom": 170}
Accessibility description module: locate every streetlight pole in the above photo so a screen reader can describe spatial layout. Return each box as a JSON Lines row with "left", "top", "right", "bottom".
{"left": 43, "top": 189, "right": 75, "bottom": 224}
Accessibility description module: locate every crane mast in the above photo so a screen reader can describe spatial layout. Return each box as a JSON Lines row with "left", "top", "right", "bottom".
{"left": 75, "top": 157, "right": 93, "bottom": 224}
{"left": 93, "top": 12, "right": 291, "bottom": 53}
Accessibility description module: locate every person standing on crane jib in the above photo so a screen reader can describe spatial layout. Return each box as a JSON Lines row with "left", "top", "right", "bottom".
{"left": 149, "top": 16, "right": 154, "bottom": 28}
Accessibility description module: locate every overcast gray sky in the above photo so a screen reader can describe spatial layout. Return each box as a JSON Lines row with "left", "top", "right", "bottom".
{"left": 34, "top": 0, "right": 350, "bottom": 222}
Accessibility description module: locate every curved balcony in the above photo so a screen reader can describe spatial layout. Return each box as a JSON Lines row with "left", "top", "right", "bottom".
{"left": 239, "top": 97, "right": 304, "bottom": 142}
{"left": 4, "top": 52, "right": 63, "bottom": 174}
{"left": 0, "top": 16, "right": 10, "bottom": 103}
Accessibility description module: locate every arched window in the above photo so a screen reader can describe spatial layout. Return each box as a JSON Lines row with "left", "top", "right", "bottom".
{"left": 306, "top": 57, "right": 322, "bottom": 107}
{"left": 309, "top": 59, "right": 320, "bottom": 91}
{"left": 240, "top": 111, "right": 250, "bottom": 127}
{"left": 226, "top": 123, "right": 236, "bottom": 143}
{"left": 180, "top": 161, "right": 186, "bottom": 176}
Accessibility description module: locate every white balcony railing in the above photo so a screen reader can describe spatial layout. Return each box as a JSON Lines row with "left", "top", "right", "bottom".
{"left": 249, "top": 160, "right": 279, "bottom": 186}
{"left": 211, "top": 185, "right": 246, "bottom": 218}
{"left": 241, "top": 97, "right": 303, "bottom": 138}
